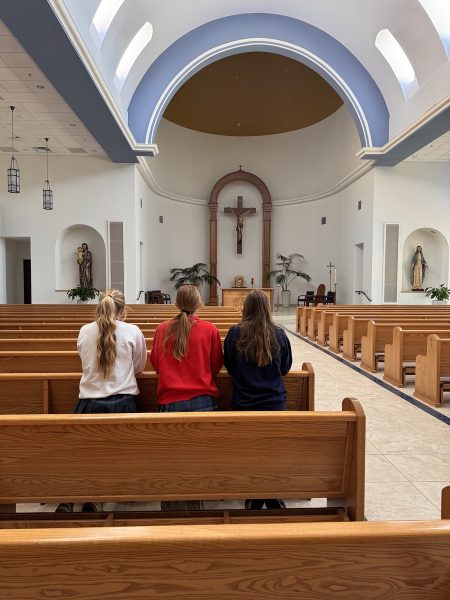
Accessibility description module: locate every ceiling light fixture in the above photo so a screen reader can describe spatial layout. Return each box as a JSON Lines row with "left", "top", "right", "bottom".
{"left": 42, "top": 137, "right": 53, "bottom": 210}
{"left": 7, "top": 106, "right": 20, "bottom": 193}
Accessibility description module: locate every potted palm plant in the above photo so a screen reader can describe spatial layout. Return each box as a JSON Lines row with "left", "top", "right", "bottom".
{"left": 169, "top": 262, "right": 221, "bottom": 290}
{"left": 269, "top": 253, "right": 311, "bottom": 308}
{"left": 425, "top": 283, "right": 450, "bottom": 305}
{"left": 67, "top": 285, "right": 99, "bottom": 303}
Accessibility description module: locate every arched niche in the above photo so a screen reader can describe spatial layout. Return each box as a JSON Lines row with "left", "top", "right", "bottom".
{"left": 401, "top": 228, "right": 449, "bottom": 292}
{"left": 55, "top": 224, "right": 107, "bottom": 291}
{"left": 209, "top": 169, "right": 271, "bottom": 305}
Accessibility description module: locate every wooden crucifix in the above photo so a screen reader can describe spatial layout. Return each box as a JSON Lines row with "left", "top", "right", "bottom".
{"left": 224, "top": 195, "right": 256, "bottom": 254}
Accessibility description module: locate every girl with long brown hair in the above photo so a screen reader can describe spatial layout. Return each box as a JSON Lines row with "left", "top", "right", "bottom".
{"left": 224, "top": 289, "right": 292, "bottom": 510}
{"left": 75, "top": 289, "right": 147, "bottom": 413}
{"left": 150, "top": 284, "right": 223, "bottom": 412}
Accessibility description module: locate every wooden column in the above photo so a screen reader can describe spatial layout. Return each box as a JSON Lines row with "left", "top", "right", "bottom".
{"left": 209, "top": 200, "right": 219, "bottom": 305}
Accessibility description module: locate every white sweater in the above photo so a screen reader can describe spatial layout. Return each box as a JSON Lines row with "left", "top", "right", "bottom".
{"left": 78, "top": 320, "right": 148, "bottom": 399}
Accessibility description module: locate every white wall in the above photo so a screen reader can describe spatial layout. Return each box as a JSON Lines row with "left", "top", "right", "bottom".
{"left": 135, "top": 170, "right": 210, "bottom": 302}
{"left": 335, "top": 171, "right": 374, "bottom": 304}
{"left": 372, "top": 162, "right": 450, "bottom": 304}
{"left": 0, "top": 155, "right": 136, "bottom": 303}
{"left": 151, "top": 107, "right": 361, "bottom": 203}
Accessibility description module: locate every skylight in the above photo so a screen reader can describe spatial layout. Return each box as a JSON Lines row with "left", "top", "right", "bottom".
{"left": 418, "top": 0, "right": 450, "bottom": 58}
{"left": 375, "top": 29, "right": 418, "bottom": 98}
{"left": 91, "top": 0, "right": 125, "bottom": 46}
{"left": 114, "top": 22, "right": 153, "bottom": 90}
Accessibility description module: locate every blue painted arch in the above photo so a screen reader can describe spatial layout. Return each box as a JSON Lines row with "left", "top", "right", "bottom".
{"left": 128, "top": 13, "right": 389, "bottom": 148}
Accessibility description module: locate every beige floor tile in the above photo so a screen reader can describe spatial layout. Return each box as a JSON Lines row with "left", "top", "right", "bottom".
{"left": 365, "top": 482, "right": 440, "bottom": 521}
{"left": 366, "top": 455, "right": 407, "bottom": 483}
{"left": 412, "top": 481, "right": 450, "bottom": 510}
{"left": 385, "top": 453, "right": 450, "bottom": 481}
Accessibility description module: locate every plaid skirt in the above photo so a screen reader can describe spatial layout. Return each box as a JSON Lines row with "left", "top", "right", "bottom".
{"left": 74, "top": 394, "right": 138, "bottom": 413}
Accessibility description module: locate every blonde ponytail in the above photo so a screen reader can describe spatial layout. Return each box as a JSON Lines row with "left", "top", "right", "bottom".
{"left": 96, "top": 289, "right": 126, "bottom": 377}
{"left": 164, "top": 285, "right": 202, "bottom": 360}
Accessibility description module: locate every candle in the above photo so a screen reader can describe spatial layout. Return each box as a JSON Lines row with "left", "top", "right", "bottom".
{"left": 334, "top": 268, "right": 337, "bottom": 284}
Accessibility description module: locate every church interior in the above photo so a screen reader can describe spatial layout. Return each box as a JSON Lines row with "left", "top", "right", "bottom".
{"left": 0, "top": 1, "right": 449, "bottom": 598}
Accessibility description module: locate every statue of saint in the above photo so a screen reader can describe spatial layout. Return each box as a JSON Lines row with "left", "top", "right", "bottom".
{"left": 77, "top": 242, "right": 93, "bottom": 287}
{"left": 411, "top": 245, "right": 427, "bottom": 290}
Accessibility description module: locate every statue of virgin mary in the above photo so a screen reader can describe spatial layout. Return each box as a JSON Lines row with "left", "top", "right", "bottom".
{"left": 411, "top": 245, "right": 427, "bottom": 290}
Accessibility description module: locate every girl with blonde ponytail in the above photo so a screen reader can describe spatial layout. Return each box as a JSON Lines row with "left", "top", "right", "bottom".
{"left": 150, "top": 285, "right": 223, "bottom": 412}
{"left": 75, "top": 289, "right": 147, "bottom": 414}
{"left": 57, "top": 289, "right": 147, "bottom": 513}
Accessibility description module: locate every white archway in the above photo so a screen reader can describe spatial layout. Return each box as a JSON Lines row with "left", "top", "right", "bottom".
{"left": 55, "top": 224, "right": 107, "bottom": 291}
{"left": 402, "top": 228, "right": 449, "bottom": 292}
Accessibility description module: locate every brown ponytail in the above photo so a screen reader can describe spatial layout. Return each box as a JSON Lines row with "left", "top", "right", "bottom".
{"left": 96, "top": 289, "right": 126, "bottom": 377}
{"left": 164, "top": 285, "right": 202, "bottom": 360}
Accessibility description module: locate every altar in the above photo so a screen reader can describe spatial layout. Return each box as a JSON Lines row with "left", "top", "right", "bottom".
{"left": 222, "top": 288, "right": 273, "bottom": 310}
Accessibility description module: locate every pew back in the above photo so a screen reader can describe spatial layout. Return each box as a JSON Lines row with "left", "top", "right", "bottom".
{"left": 0, "top": 398, "right": 363, "bottom": 520}
{"left": 0, "top": 364, "right": 315, "bottom": 414}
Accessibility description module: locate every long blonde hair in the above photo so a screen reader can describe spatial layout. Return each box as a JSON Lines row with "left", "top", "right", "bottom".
{"left": 164, "top": 285, "right": 202, "bottom": 360}
{"left": 96, "top": 289, "right": 126, "bottom": 378}
{"left": 236, "top": 290, "right": 279, "bottom": 367}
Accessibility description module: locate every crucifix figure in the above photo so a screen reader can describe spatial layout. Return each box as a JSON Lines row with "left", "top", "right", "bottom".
{"left": 224, "top": 195, "right": 256, "bottom": 254}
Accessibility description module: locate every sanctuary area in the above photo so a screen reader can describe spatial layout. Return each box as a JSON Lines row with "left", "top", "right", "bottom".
{"left": 0, "top": 1, "right": 449, "bottom": 599}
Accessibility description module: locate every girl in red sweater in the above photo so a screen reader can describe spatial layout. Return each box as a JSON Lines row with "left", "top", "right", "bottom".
{"left": 150, "top": 284, "right": 223, "bottom": 412}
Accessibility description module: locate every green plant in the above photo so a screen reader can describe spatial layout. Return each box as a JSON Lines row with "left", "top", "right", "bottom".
{"left": 269, "top": 253, "right": 311, "bottom": 291}
{"left": 169, "top": 262, "right": 221, "bottom": 290}
{"left": 67, "top": 285, "right": 100, "bottom": 302}
{"left": 425, "top": 284, "right": 450, "bottom": 301}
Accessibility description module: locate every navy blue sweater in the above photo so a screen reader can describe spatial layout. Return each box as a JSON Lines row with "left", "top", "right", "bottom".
{"left": 223, "top": 325, "right": 292, "bottom": 410}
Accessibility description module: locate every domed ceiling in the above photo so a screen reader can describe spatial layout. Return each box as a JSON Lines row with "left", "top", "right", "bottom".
{"left": 163, "top": 52, "right": 343, "bottom": 136}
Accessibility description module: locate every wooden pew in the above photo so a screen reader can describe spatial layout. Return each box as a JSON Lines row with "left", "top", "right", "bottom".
{"left": 384, "top": 328, "right": 450, "bottom": 387}
{"left": 329, "top": 311, "right": 450, "bottom": 355}
{"left": 0, "top": 398, "right": 364, "bottom": 522}
{"left": 0, "top": 363, "right": 315, "bottom": 414}
{"left": 361, "top": 321, "right": 450, "bottom": 372}
{"left": 414, "top": 335, "right": 450, "bottom": 406}
{"left": 2, "top": 497, "right": 450, "bottom": 600}
{"left": 0, "top": 332, "right": 228, "bottom": 351}
{"left": 343, "top": 317, "right": 450, "bottom": 361}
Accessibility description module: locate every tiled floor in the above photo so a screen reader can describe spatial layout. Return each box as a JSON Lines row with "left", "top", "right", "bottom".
{"left": 276, "top": 310, "right": 450, "bottom": 521}
{"left": 18, "top": 308, "right": 450, "bottom": 521}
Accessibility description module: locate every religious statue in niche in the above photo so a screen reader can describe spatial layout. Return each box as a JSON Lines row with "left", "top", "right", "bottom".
{"left": 410, "top": 245, "right": 427, "bottom": 291}
{"left": 224, "top": 195, "right": 256, "bottom": 254}
{"left": 75, "top": 242, "right": 93, "bottom": 287}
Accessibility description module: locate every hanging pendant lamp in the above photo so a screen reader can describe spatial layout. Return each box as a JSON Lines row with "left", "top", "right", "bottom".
{"left": 42, "top": 137, "right": 53, "bottom": 210}
{"left": 7, "top": 106, "right": 20, "bottom": 193}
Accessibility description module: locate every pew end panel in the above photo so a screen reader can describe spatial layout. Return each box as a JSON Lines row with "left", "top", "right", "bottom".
{"left": 414, "top": 336, "right": 450, "bottom": 407}
{"left": 442, "top": 485, "right": 450, "bottom": 519}
{"left": 327, "top": 398, "right": 365, "bottom": 522}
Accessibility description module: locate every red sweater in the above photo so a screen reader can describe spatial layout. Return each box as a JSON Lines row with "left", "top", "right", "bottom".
{"left": 150, "top": 316, "right": 224, "bottom": 405}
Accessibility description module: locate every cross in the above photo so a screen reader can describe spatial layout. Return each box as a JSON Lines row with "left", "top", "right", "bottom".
{"left": 224, "top": 196, "right": 256, "bottom": 254}
{"left": 326, "top": 261, "right": 335, "bottom": 291}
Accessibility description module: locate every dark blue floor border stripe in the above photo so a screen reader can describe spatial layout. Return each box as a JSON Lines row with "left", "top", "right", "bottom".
{"left": 282, "top": 324, "right": 450, "bottom": 427}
